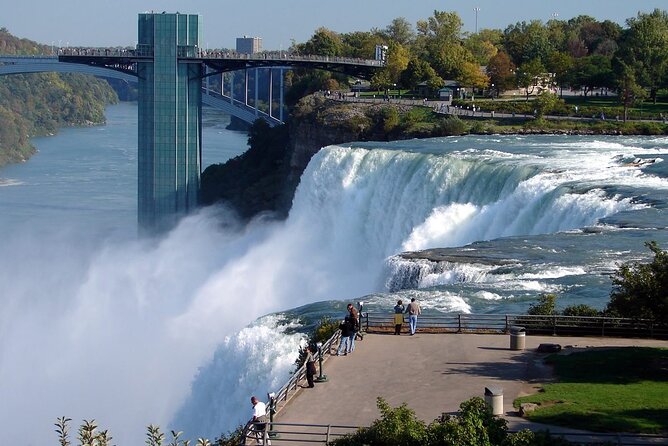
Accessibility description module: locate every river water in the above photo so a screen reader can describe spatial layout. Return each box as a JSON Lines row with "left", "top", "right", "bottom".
{"left": 2, "top": 102, "right": 668, "bottom": 444}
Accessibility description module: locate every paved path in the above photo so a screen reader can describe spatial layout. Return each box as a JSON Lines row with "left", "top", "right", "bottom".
{"left": 275, "top": 332, "right": 667, "bottom": 437}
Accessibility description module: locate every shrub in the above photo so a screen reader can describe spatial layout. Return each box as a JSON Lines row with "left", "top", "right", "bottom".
{"left": 607, "top": 241, "right": 668, "bottom": 324}
{"left": 562, "top": 304, "right": 600, "bottom": 317}
{"left": 332, "top": 397, "right": 428, "bottom": 446}
{"left": 439, "top": 115, "right": 467, "bottom": 136}
{"left": 527, "top": 293, "right": 557, "bottom": 315}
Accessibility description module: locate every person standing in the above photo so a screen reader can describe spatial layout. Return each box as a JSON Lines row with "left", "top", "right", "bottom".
{"left": 305, "top": 345, "right": 317, "bottom": 388}
{"left": 336, "top": 315, "right": 352, "bottom": 355}
{"left": 347, "top": 304, "right": 359, "bottom": 353}
{"left": 405, "top": 298, "right": 421, "bottom": 335}
{"left": 393, "top": 300, "right": 404, "bottom": 335}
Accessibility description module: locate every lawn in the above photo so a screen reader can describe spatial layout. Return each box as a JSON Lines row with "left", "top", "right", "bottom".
{"left": 514, "top": 347, "right": 668, "bottom": 433}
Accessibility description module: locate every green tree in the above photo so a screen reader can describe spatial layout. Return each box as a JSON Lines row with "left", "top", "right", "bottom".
{"left": 382, "top": 17, "right": 415, "bottom": 46}
{"left": 545, "top": 51, "right": 574, "bottom": 96}
{"left": 614, "top": 59, "right": 648, "bottom": 122}
{"left": 618, "top": 9, "right": 668, "bottom": 103}
{"left": 341, "top": 31, "right": 381, "bottom": 59}
{"left": 299, "top": 27, "right": 343, "bottom": 56}
{"left": 568, "top": 55, "right": 614, "bottom": 97}
{"left": 516, "top": 58, "right": 546, "bottom": 100}
{"left": 416, "top": 10, "right": 472, "bottom": 79}
{"left": 534, "top": 91, "right": 560, "bottom": 118}
{"left": 607, "top": 241, "right": 668, "bottom": 324}
{"left": 464, "top": 29, "right": 502, "bottom": 65}
{"left": 503, "top": 20, "right": 555, "bottom": 66}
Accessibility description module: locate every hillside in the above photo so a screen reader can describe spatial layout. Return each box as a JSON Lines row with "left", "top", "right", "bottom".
{"left": 0, "top": 28, "right": 117, "bottom": 167}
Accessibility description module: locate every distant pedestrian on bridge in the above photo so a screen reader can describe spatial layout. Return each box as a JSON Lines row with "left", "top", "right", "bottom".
{"left": 405, "top": 298, "right": 422, "bottom": 335}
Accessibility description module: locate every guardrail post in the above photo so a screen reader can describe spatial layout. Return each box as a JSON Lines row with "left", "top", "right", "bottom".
{"left": 326, "top": 424, "right": 331, "bottom": 444}
{"left": 552, "top": 315, "right": 557, "bottom": 336}
{"left": 458, "top": 314, "right": 462, "bottom": 333}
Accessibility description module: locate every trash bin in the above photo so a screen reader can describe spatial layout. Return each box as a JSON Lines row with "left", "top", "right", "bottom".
{"left": 509, "top": 325, "right": 525, "bottom": 350}
{"left": 484, "top": 386, "right": 503, "bottom": 416}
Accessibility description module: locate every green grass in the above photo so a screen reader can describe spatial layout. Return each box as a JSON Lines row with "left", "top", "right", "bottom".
{"left": 515, "top": 347, "right": 668, "bottom": 433}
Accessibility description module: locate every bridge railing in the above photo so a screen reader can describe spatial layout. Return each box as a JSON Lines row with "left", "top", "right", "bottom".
{"left": 364, "top": 312, "right": 668, "bottom": 339}
{"left": 56, "top": 46, "right": 384, "bottom": 66}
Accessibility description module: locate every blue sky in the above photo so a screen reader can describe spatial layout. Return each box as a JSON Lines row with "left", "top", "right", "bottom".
{"left": 2, "top": 0, "right": 664, "bottom": 50}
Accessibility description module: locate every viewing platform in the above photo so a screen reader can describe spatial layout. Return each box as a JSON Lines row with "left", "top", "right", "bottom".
{"left": 263, "top": 324, "right": 667, "bottom": 445}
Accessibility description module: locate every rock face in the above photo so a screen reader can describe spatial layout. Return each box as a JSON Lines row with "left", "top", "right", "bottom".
{"left": 201, "top": 95, "right": 379, "bottom": 220}
{"left": 286, "top": 96, "right": 366, "bottom": 189}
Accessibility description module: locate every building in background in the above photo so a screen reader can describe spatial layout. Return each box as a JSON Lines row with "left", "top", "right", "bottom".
{"left": 236, "top": 36, "right": 262, "bottom": 54}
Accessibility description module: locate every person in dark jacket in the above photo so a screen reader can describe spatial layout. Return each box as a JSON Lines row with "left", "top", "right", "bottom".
{"left": 305, "top": 344, "right": 317, "bottom": 387}
{"left": 336, "top": 315, "right": 353, "bottom": 355}
{"left": 393, "top": 300, "right": 404, "bottom": 335}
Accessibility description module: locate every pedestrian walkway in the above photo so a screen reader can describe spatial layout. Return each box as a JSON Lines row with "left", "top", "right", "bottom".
{"left": 275, "top": 333, "right": 667, "bottom": 439}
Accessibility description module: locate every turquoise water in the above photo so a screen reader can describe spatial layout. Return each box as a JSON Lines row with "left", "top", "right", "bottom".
{"left": 2, "top": 103, "right": 668, "bottom": 444}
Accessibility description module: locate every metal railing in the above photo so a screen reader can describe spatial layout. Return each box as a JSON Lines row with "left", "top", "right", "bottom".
{"left": 242, "top": 421, "right": 359, "bottom": 445}
{"left": 364, "top": 312, "right": 668, "bottom": 339}
{"left": 241, "top": 421, "right": 668, "bottom": 445}
{"left": 271, "top": 330, "right": 342, "bottom": 413}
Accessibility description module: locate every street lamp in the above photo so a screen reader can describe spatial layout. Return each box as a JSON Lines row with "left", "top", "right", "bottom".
{"left": 315, "top": 342, "right": 328, "bottom": 382}
{"left": 474, "top": 7, "right": 481, "bottom": 34}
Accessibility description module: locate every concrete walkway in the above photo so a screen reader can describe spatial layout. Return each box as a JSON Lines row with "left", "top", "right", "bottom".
{"left": 275, "top": 332, "right": 667, "bottom": 439}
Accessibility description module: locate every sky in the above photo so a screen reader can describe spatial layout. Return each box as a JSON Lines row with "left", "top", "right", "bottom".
{"left": 1, "top": 0, "right": 665, "bottom": 50}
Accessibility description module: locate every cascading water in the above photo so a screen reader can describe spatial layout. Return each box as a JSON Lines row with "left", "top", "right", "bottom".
{"left": 2, "top": 119, "right": 668, "bottom": 446}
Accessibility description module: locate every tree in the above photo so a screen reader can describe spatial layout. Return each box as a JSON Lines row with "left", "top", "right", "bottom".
{"left": 534, "top": 91, "right": 560, "bottom": 118}
{"left": 371, "top": 42, "right": 410, "bottom": 91}
{"left": 464, "top": 29, "right": 502, "bottom": 65}
{"left": 456, "top": 61, "right": 489, "bottom": 90}
{"left": 618, "top": 9, "right": 668, "bottom": 103}
{"left": 516, "top": 58, "right": 546, "bottom": 100}
{"left": 487, "top": 51, "right": 516, "bottom": 95}
{"left": 341, "top": 31, "right": 381, "bottom": 59}
{"left": 416, "top": 10, "right": 472, "bottom": 79}
{"left": 382, "top": 17, "right": 415, "bottom": 46}
{"left": 568, "top": 55, "right": 613, "bottom": 97}
{"left": 545, "top": 51, "right": 574, "bottom": 96}
{"left": 607, "top": 241, "right": 668, "bottom": 324}
{"left": 503, "top": 20, "right": 555, "bottom": 66}
{"left": 399, "top": 57, "right": 443, "bottom": 91}
{"left": 614, "top": 59, "right": 647, "bottom": 122}
{"left": 300, "top": 27, "right": 343, "bottom": 56}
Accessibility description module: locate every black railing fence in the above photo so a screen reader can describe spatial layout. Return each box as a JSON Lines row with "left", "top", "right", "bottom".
{"left": 363, "top": 312, "right": 668, "bottom": 339}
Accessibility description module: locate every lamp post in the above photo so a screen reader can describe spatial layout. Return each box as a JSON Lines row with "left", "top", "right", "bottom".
{"left": 474, "top": 7, "right": 481, "bottom": 34}
{"left": 266, "top": 392, "right": 279, "bottom": 439}
{"left": 315, "top": 342, "right": 328, "bottom": 382}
